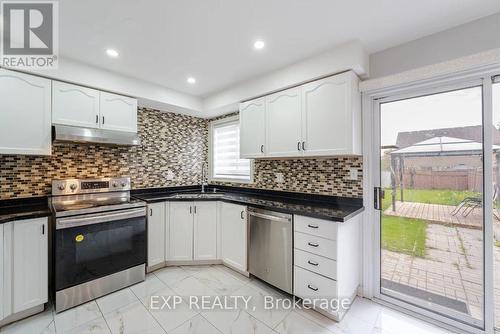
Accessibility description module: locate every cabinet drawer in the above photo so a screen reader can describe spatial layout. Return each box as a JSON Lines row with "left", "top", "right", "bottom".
{"left": 294, "top": 215, "right": 337, "bottom": 240}
{"left": 294, "top": 249, "right": 336, "bottom": 279}
{"left": 294, "top": 231, "right": 337, "bottom": 260}
{"left": 294, "top": 266, "right": 337, "bottom": 300}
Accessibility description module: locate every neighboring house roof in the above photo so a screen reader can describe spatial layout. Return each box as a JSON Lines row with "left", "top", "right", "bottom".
{"left": 391, "top": 136, "right": 500, "bottom": 156}
{"left": 395, "top": 125, "right": 500, "bottom": 149}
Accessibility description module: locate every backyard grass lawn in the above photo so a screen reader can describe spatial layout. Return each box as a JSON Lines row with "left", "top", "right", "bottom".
{"left": 382, "top": 215, "right": 427, "bottom": 257}
{"left": 382, "top": 188, "right": 477, "bottom": 210}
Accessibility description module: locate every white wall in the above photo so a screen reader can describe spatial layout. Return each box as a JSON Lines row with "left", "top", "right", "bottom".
{"left": 19, "top": 58, "right": 204, "bottom": 116}
{"left": 370, "top": 12, "right": 500, "bottom": 79}
{"left": 203, "top": 40, "right": 369, "bottom": 117}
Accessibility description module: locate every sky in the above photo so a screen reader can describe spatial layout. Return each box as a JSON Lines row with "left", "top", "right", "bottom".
{"left": 379, "top": 85, "right": 500, "bottom": 147}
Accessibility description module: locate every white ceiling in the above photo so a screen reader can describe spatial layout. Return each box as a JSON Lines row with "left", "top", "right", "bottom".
{"left": 60, "top": 0, "right": 500, "bottom": 98}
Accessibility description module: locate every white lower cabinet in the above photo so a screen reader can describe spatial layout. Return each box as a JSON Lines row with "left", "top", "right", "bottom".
{"left": 293, "top": 214, "right": 361, "bottom": 321}
{"left": 167, "top": 201, "right": 218, "bottom": 262}
{"left": 0, "top": 224, "right": 3, "bottom": 322}
{"left": 168, "top": 202, "right": 194, "bottom": 261}
{"left": 220, "top": 202, "right": 247, "bottom": 272}
{"left": 1, "top": 218, "right": 48, "bottom": 325}
{"left": 147, "top": 202, "right": 166, "bottom": 267}
{"left": 193, "top": 202, "right": 217, "bottom": 260}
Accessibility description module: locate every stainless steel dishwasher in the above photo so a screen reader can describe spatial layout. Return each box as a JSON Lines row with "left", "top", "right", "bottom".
{"left": 248, "top": 207, "right": 293, "bottom": 294}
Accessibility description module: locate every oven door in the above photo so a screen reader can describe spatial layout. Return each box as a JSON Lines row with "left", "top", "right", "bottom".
{"left": 55, "top": 207, "right": 146, "bottom": 291}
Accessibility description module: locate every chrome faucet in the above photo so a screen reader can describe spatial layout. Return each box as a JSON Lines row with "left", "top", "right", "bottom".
{"left": 201, "top": 162, "right": 208, "bottom": 193}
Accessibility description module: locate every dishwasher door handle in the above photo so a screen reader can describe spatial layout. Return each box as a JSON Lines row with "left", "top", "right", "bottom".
{"left": 248, "top": 211, "right": 291, "bottom": 222}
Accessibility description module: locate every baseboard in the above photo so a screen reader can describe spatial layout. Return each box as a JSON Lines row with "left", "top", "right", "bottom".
{"left": 222, "top": 261, "right": 250, "bottom": 277}
{"left": 0, "top": 304, "right": 45, "bottom": 328}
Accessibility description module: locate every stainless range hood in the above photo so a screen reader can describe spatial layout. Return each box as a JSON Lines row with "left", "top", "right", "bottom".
{"left": 53, "top": 125, "right": 141, "bottom": 146}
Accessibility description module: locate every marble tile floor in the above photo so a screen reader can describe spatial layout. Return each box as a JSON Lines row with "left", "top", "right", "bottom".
{"left": 0, "top": 265, "right": 459, "bottom": 334}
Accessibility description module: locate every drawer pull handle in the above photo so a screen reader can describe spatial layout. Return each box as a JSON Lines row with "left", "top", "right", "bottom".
{"left": 307, "top": 260, "right": 319, "bottom": 266}
{"left": 308, "top": 242, "right": 319, "bottom": 247}
{"left": 307, "top": 224, "right": 319, "bottom": 229}
{"left": 307, "top": 284, "right": 318, "bottom": 292}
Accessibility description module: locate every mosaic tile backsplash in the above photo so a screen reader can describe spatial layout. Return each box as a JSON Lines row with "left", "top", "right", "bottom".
{"left": 0, "top": 108, "right": 363, "bottom": 199}
{"left": 0, "top": 108, "right": 207, "bottom": 199}
{"left": 212, "top": 157, "right": 363, "bottom": 198}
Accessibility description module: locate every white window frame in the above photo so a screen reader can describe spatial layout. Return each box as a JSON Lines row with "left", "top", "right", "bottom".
{"left": 208, "top": 115, "right": 254, "bottom": 184}
{"left": 362, "top": 65, "right": 500, "bottom": 334}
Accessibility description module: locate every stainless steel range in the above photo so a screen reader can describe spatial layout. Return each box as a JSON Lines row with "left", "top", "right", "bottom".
{"left": 50, "top": 177, "right": 146, "bottom": 313}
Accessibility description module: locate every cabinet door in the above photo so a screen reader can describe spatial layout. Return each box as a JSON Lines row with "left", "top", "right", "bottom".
{"left": 265, "top": 87, "right": 302, "bottom": 157}
{"left": 0, "top": 224, "right": 3, "bottom": 321}
{"left": 12, "top": 218, "right": 48, "bottom": 313}
{"left": 168, "top": 202, "right": 194, "bottom": 261}
{"left": 302, "top": 73, "right": 358, "bottom": 156}
{"left": 0, "top": 69, "right": 51, "bottom": 155}
{"left": 147, "top": 202, "right": 165, "bottom": 267}
{"left": 100, "top": 92, "right": 138, "bottom": 133}
{"left": 220, "top": 202, "right": 247, "bottom": 272}
{"left": 240, "top": 98, "right": 266, "bottom": 158}
{"left": 193, "top": 201, "right": 217, "bottom": 260}
{"left": 52, "top": 81, "right": 100, "bottom": 129}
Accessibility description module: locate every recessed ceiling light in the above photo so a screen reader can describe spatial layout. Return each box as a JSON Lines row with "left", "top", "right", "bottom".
{"left": 253, "top": 40, "right": 265, "bottom": 50}
{"left": 187, "top": 77, "right": 196, "bottom": 84}
{"left": 105, "top": 48, "right": 119, "bottom": 58}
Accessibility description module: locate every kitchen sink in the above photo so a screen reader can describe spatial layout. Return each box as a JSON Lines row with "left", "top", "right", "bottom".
{"left": 167, "top": 192, "right": 224, "bottom": 199}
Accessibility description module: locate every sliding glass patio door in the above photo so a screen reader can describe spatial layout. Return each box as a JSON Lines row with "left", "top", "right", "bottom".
{"left": 377, "top": 84, "right": 485, "bottom": 328}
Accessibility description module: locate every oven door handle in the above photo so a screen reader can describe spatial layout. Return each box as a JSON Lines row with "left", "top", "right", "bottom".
{"left": 56, "top": 208, "right": 146, "bottom": 230}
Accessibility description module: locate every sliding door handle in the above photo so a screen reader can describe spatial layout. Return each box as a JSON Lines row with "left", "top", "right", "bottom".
{"left": 374, "top": 187, "right": 385, "bottom": 210}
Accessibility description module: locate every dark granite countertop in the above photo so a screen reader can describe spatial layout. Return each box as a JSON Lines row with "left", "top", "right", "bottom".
{"left": 132, "top": 185, "right": 364, "bottom": 222}
{"left": 0, "top": 197, "right": 51, "bottom": 224}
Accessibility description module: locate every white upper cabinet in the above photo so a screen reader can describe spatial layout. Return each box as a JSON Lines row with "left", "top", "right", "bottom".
{"left": 168, "top": 202, "right": 194, "bottom": 261}
{"left": 193, "top": 201, "right": 217, "bottom": 261}
{"left": 240, "top": 98, "right": 266, "bottom": 158}
{"left": 52, "top": 81, "right": 100, "bottom": 129}
{"left": 265, "top": 87, "right": 302, "bottom": 157}
{"left": 52, "top": 81, "right": 138, "bottom": 133}
{"left": 147, "top": 202, "right": 166, "bottom": 268}
{"left": 0, "top": 69, "right": 52, "bottom": 156}
{"left": 301, "top": 72, "right": 361, "bottom": 156}
{"left": 100, "top": 92, "right": 138, "bottom": 133}
{"left": 12, "top": 218, "right": 48, "bottom": 314}
{"left": 239, "top": 71, "right": 361, "bottom": 158}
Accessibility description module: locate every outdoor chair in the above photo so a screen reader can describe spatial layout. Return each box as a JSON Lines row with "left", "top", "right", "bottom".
{"left": 451, "top": 185, "right": 499, "bottom": 219}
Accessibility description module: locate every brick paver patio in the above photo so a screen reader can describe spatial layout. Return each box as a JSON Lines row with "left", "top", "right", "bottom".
{"left": 382, "top": 204, "right": 500, "bottom": 325}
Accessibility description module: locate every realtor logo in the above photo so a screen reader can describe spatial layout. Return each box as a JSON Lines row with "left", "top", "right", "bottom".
{"left": 1, "top": 1, "right": 58, "bottom": 69}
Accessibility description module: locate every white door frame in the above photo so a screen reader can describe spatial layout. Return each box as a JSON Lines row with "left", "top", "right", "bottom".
{"left": 362, "top": 67, "right": 500, "bottom": 334}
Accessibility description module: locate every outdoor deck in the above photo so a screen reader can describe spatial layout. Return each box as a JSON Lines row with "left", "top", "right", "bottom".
{"left": 384, "top": 200, "right": 483, "bottom": 229}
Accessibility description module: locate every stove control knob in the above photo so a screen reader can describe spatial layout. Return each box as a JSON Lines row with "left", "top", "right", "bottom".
{"left": 121, "top": 181, "right": 127, "bottom": 187}
{"left": 112, "top": 182, "right": 118, "bottom": 188}
{"left": 70, "top": 184, "right": 77, "bottom": 191}
{"left": 58, "top": 184, "right": 66, "bottom": 191}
